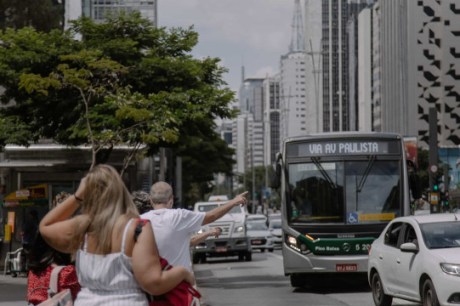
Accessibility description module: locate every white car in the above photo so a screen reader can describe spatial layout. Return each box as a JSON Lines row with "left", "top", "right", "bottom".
{"left": 368, "top": 213, "right": 460, "bottom": 306}
{"left": 247, "top": 214, "right": 268, "bottom": 223}
{"left": 268, "top": 219, "right": 282, "bottom": 249}
{"left": 246, "top": 221, "right": 274, "bottom": 252}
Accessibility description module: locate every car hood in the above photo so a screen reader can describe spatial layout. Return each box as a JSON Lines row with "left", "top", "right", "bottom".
{"left": 247, "top": 230, "right": 271, "bottom": 237}
{"left": 430, "top": 248, "right": 460, "bottom": 263}
{"left": 270, "top": 229, "right": 282, "bottom": 236}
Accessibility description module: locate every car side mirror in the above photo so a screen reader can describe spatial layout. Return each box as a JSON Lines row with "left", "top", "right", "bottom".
{"left": 400, "top": 242, "right": 418, "bottom": 253}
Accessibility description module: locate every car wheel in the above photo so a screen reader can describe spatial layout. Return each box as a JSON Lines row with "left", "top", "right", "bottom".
{"left": 371, "top": 272, "right": 392, "bottom": 306}
{"left": 192, "top": 254, "right": 200, "bottom": 264}
{"left": 268, "top": 248, "right": 274, "bottom": 253}
{"left": 261, "top": 249, "right": 265, "bottom": 253}
{"left": 245, "top": 251, "right": 252, "bottom": 261}
{"left": 423, "top": 279, "right": 440, "bottom": 306}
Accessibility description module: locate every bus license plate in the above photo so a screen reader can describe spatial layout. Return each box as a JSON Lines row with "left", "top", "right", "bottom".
{"left": 336, "top": 264, "right": 357, "bottom": 272}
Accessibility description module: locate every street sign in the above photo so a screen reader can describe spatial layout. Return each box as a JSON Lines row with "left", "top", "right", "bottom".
{"left": 430, "top": 192, "right": 439, "bottom": 205}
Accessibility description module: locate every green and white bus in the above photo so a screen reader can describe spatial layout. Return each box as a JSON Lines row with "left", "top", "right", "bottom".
{"left": 271, "top": 132, "right": 418, "bottom": 287}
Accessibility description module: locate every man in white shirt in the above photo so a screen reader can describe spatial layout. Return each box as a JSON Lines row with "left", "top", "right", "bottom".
{"left": 141, "top": 181, "right": 248, "bottom": 272}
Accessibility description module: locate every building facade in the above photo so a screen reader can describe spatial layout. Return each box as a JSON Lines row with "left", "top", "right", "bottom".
{"left": 66, "top": 0, "right": 158, "bottom": 29}
{"left": 375, "top": 0, "right": 460, "bottom": 148}
{"left": 263, "top": 75, "right": 281, "bottom": 167}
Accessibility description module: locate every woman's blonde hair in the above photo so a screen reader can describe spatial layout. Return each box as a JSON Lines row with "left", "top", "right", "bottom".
{"left": 80, "top": 164, "right": 138, "bottom": 254}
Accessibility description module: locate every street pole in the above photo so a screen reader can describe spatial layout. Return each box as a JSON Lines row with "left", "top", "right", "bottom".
{"left": 429, "top": 107, "right": 438, "bottom": 213}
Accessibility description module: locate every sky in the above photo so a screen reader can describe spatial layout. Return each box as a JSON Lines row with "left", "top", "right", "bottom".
{"left": 158, "top": 0, "right": 294, "bottom": 96}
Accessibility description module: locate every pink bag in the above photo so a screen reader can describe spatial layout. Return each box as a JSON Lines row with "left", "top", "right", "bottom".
{"left": 37, "top": 266, "right": 73, "bottom": 306}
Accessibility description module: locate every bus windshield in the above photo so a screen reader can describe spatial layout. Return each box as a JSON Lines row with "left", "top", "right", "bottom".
{"left": 288, "top": 159, "right": 401, "bottom": 224}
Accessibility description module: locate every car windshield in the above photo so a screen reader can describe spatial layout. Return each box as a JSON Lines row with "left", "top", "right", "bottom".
{"left": 247, "top": 222, "right": 268, "bottom": 231}
{"left": 197, "top": 204, "right": 242, "bottom": 214}
{"left": 420, "top": 221, "right": 460, "bottom": 249}
{"left": 248, "top": 215, "right": 266, "bottom": 222}
{"left": 197, "top": 204, "right": 218, "bottom": 212}
{"left": 269, "top": 220, "right": 281, "bottom": 229}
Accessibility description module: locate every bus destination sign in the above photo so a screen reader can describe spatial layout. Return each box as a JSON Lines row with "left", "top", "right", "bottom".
{"left": 288, "top": 140, "right": 400, "bottom": 157}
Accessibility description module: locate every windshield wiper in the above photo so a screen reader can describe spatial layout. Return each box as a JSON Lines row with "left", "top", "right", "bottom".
{"left": 311, "top": 157, "right": 336, "bottom": 189}
{"left": 357, "top": 155, "right": 376, "bottom": 192}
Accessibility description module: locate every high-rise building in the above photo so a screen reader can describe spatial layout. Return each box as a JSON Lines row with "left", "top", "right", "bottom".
{"left": 321, "top": 0, "right": 349, "bottom": 132}
{"left": 374, "top": 0, "right": 460, "bottom": 148}
{"left": 321, "top": 0, "right": 370, "bottom": 132}
{"left": 279, "top": 0, "right": 309, "bottom": 139}
{"left": 356, "top": 7, "right": 373, "bottom": 131}
{"left": 263, "top": 74, "right": 281, "bottom": 167}
{"left": 304, "top": 0, "right": 323, "bottom": 134}
{"left": 65, "top": 0, "right": 158, "bottom": 29}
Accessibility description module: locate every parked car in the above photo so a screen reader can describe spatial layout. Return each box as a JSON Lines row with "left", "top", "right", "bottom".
{"left": 368, "top": 213, "right": 460, "bottom": 306}
{"left": 268, "top": 219, "right": 282, "bottom": 249}
{"left": 246, "top": 221, "right": 274, "bottom": 252}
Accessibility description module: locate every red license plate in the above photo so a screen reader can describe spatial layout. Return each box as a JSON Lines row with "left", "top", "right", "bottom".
{"left": 336, "top": 264, "right": 357, "bottom": 272}
{"left": 216, "top": 246, "right": 227, "bottom": 253}
{"left": 252, "top": 240, "right": 262, "bottom": 245}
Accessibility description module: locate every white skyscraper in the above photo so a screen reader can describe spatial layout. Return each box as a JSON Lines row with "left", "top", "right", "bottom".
{"left": 65, "top": 0, "right": 158, "bottom": 30}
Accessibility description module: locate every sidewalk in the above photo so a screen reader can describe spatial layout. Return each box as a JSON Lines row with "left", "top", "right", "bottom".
{"left": 0, "top": 273, "right": 28, "bottom": 305}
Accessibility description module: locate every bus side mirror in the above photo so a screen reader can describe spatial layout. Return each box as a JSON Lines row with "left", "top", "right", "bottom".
{"left": 270, "top": 153, "right": 282, "bottom": 189}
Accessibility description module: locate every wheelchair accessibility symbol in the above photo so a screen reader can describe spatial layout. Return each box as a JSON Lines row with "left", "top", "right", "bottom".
{"left": 347, "top": 212, "right": 358, "bottom": 224}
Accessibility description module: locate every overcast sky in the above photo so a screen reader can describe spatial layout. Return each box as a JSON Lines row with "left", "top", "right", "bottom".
{"left": 158, "top": 0, "right": 294, "bottom": 95}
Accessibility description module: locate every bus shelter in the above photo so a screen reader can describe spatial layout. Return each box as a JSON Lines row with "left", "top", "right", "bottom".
{"left": 1, "top": 184, "right": 50, "bottom": 263}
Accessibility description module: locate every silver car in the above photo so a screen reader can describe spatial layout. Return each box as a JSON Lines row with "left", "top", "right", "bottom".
{"left": 247, "top": 221, "right": 274, "bottom": 252}
{"left": 268, "top": 219, "right": 282, "bottom": 249}
{"left": 368, "top": 213, "right": 460, "bottom": 306}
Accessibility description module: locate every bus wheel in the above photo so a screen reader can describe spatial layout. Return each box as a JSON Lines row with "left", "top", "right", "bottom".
{"left": 290, "top": 274, "right": 305, "bottom": 288}
{"left": 371, "top": 272, "right": 392, "bottom": 306}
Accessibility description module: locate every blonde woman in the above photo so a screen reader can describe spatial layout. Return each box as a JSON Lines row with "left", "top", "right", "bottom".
{"left": 40, "top": 164, "right": 194, "bottom": 305}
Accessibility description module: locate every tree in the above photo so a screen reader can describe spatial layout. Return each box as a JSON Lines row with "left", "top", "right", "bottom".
{"left": 174, "top": 119, "right": 235, "bottom": 205}
{"left": 0, "top": 0, "right": 63, "bottom": 32}
{"left": 0, "top": 12, "right": 236, "bottom": 187}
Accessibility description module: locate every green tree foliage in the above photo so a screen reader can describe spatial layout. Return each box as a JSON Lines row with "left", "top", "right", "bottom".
{"left": 0, "top": 12, "right": 236, "bottom": 182}
{"left": 174, "top": 119, "right": 235, "bottom": 205}
{"left": 0, "top": 0, "right": 63, "bottom": 32}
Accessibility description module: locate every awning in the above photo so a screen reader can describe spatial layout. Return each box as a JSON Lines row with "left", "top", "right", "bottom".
{"left": 2, "top": 184, "right": 49, "bottom": 208}
{"left": 0, "top": 160, "right": 68, "bottom": 168}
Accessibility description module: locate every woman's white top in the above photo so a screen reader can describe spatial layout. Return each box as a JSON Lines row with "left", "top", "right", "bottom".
{"left": 75, "top": 218, "right": 148, "bottom": 306}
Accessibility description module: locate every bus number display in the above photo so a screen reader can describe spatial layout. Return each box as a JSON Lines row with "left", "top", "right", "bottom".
{"left": 287, "top": 140, "right": 401, "bottom": 157}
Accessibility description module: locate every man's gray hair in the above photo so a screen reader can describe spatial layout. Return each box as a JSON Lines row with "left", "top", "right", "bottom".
{"left": 150, "top": 181, "right": 173, "bottom": 205}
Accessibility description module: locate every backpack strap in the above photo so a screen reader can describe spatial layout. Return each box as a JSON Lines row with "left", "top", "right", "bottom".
{"left": 49, "top": 265, "right": 65, "bottom": 296}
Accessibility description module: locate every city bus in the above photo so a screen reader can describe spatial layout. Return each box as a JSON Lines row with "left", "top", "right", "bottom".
{"left": 271, "top": 132, "right": 419, "bottom": 287}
